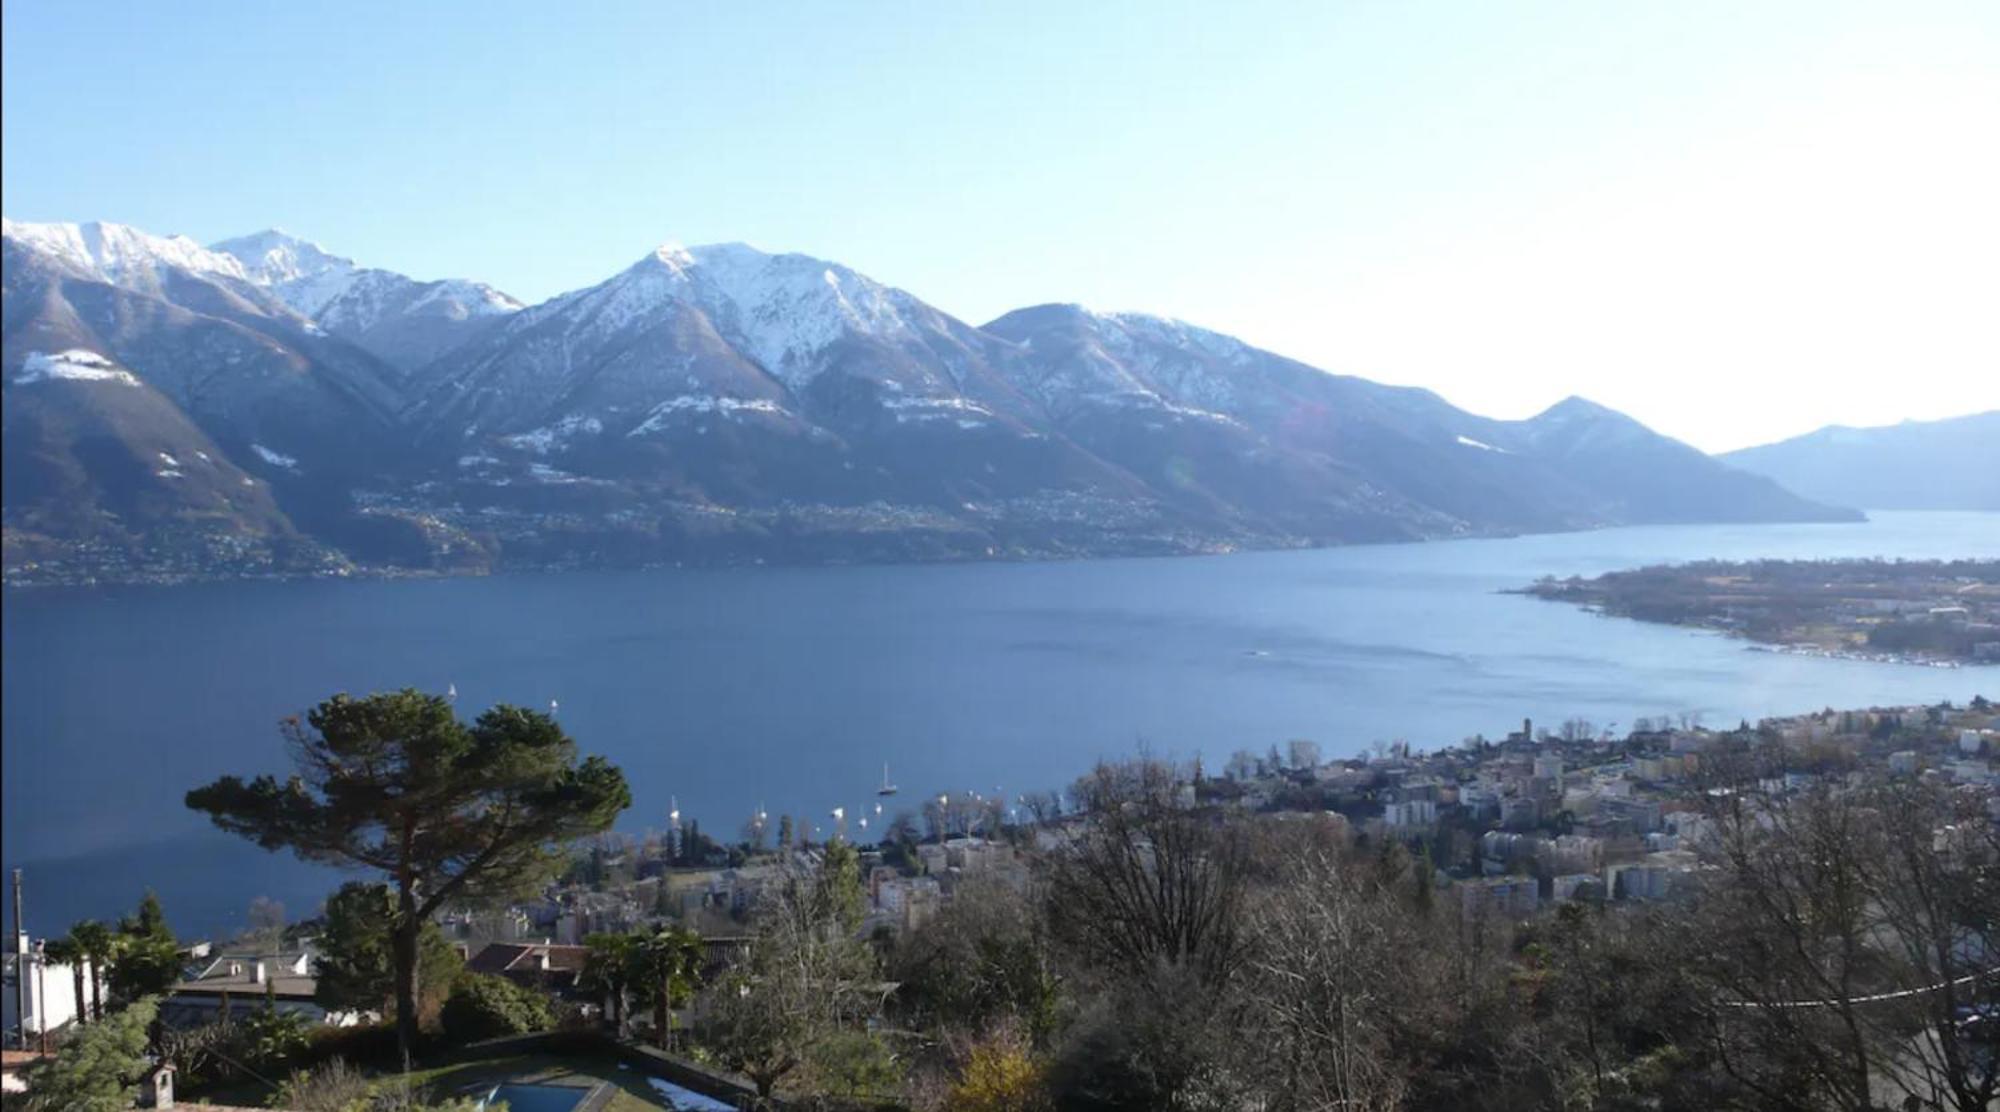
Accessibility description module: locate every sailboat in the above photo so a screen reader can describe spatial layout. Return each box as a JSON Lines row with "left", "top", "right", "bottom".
{"left": 876, "top": 763, "right": 899, "bottom": 797}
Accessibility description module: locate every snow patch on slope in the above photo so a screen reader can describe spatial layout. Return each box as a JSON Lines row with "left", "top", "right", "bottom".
{"left": 14, "top": 349, "right": 141, "bottom": 386}
{"left": 251, "top": 444, "right": 299, "bottom": 471}
{"left": 505, "top": 414, "right": 604, "bottom": 454}
{"left": 627, "top": 395, "right": 788, "bottom": 436}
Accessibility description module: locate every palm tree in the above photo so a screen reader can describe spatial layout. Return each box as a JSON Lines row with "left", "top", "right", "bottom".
{"left": 67, "top": 920, "right": 115, "bottom": 1021}
{"left": 40, "top": 934, "right": 89, "bottom": 1028}
{"left": 580, "top": 932, "right": 636, "bottom": 1037}
{"left": 630, "top": 925, "right": 705, "bottom": 1050}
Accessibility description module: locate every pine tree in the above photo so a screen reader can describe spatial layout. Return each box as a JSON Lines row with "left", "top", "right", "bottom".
{"left": 19, "top": 997, "right": 158, "bottom": 1111}
{"left": 187, "top": 689, "right": 629, "bottom": 1067}
{"left": 110, "top": 892, "right": 181, "bottom": 1003}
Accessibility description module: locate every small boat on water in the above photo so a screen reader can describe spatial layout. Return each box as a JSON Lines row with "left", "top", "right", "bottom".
{"left": 877, "top": 763, "right": 899, "bottom": 796}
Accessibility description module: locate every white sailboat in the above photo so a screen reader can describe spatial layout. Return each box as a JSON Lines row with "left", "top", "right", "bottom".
{"left": 876, "top": 763, "right": 899, "bottom": 796}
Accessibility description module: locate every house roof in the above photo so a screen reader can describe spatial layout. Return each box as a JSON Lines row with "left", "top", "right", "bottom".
{"left": 467, "top": 942, "right": 590, "bottom": 976}
{"left": 171, "top": 954, "right": 317, "bottom": 999}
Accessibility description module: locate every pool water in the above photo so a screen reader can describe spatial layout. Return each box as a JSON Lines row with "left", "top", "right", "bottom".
{"left": 481, "top": 1082, "right": 591, "bottom": 1112}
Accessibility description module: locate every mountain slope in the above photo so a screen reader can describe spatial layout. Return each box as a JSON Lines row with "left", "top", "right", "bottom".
{"left": 414, "top": 244, "right": 1148, "bottom": 542}
{"left": 1720, "top": 412, "right": 2000, "bottom": 511}
{"left": 1, "top": 348, "right": 332, "bottom": 580}
{"left": 2, "top": 223, "right": 455, "bottom": 580}
{"left": 983, "top": 305, "right": 1855, "bottom": 535}
{"left": 211, "top": 230, "right": 522, "bottom": 371}
{"left": 2, "top": 219, "right": 1870, "bottom": 584}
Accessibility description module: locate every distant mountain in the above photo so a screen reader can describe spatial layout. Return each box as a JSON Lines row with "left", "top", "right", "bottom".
{"left": 2, "top": 217, "right": 1859, "bottom": 585}
{"left": 982, "top": 306, "right": 1847, "bottom": 536}
{"left": 1721, "top": 412, "right": 2000, "bottom": 511}
{"left": 211, "top": 230, "right": 521, "bottom": 371}
{"left": 2, "top": 221, "right": 476, "bottom": 578}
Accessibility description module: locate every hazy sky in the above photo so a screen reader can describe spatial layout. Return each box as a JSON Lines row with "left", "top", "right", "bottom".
{"left": 4, "top": 1, "right": 1995, "bottom": 451}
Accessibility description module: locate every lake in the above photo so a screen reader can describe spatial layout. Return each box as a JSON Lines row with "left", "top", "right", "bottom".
{"left": 4, "top": 511, "right": 1996, "bottom": 938}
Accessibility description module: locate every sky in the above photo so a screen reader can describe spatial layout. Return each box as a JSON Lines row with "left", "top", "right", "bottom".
{"left": 3, "top": 1, "right": 1995, "bottom": 452}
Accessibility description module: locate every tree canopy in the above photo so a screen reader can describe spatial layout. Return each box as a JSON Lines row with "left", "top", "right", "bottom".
{"left": 186, "top": 688, "right": 629, "bottom": 1065}
{"left": 18, "top": 997, "right": 158, "bottom": 1112}
{"left": 313, "top": 881, "right": 464, "bottom": 1019}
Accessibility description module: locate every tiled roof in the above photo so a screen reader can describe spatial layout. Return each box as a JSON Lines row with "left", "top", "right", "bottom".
{"left": 467, "top": 942, "right": 590, "bottom": 975}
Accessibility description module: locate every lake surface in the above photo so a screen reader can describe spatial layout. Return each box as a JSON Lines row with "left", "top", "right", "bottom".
{"left": 5, "top": 511, "right": 1996, "bottom": 938}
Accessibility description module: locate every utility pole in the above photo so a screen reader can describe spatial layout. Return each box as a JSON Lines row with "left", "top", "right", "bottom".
{"left": 10, "top": 869, "right": 26, "bottom": 1051}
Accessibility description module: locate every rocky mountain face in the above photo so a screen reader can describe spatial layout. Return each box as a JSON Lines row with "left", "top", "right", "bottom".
{"left": 1720, "top": 412, "right": 2000, "bottom": 511}
{"left": 2, "top": 218, "right": 1859, "bottom": 585}
{"left": 211, "top": 230, "right": 522, "bottom": 371}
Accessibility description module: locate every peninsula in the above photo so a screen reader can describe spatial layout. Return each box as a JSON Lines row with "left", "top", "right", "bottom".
{"left": 1519, "top": 558, "right": 2000, "bottom": 664}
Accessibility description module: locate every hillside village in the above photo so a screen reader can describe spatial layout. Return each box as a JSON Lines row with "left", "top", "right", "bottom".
{"left": 7, "top": 696, "right": 1996, "bottom": 1109}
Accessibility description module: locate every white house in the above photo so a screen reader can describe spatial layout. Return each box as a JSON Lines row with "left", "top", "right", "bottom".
{"left": 2, "top": 934, "right": 92, "bottom": 1046}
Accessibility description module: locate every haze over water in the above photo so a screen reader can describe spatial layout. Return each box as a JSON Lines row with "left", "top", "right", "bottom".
{"left": 5, "top": 511, "right": 1995, "bottom": 937}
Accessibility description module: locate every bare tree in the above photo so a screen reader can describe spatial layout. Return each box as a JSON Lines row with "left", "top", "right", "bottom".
{"left": 1241, "top": 845, "right": 1413, "bottom": 1111}
{"left": 1559, "top": 718, "right": 1596, "bottom": 743}
{"left": 1682, "top": 757, "right": 1998, "bottom": 1111}
{"left": 1042, "top": 758, "right": 1247, "bottom": 988}
{"left": 707, "top": 855, "right": 880, "bottom": 1105}
{"left": 1018, "top": 790, "right": 1063, "bottom": 825}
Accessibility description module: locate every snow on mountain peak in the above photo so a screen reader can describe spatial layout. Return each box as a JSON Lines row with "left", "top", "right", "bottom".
{"left": 206, "top": 228, "right": 522, "bottom": 325}
{"left": 3, "top": 217, "right": 249, "bottom": 287}
{"left": 585, "top": 241, "right": 922, "bottom": 386}
{"left": 212, "top": 229, "right": 355, "bottom": 287}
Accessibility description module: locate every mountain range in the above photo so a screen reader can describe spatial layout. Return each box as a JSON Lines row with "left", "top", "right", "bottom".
{"left": 1721, "top": 411, "right": 2000, "bottom": 512}
{"left": 2, "top": 218, "right": 1862, "bottom": 585}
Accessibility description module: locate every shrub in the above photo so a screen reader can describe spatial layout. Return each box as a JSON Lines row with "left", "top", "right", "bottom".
{"left": 438, "top": 974, "right": 553, "bottom": 1043}
{"left": 237, "top": 1005, "right": 315, "bottom": 1072}
{"left": 18, "top": 997, "right": 159, "bottom": 1112}
{"left": 275, "top": 1057, "right": 373, "bottom": 1112}
{"left": 947, "top": 1028, "right": 1049, "bottom": 1112}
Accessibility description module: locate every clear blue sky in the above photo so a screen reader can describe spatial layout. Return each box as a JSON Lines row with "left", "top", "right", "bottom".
{"left": 5, "top": 1, "right": 1995, "bottom": 451}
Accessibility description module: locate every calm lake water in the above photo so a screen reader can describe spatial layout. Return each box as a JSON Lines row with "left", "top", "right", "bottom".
{"left": 5, "top": 511, "right": 1996, "bottom": 938}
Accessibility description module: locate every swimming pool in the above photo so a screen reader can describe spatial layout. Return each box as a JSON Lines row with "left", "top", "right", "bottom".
{"left": 479, "top": 1082, "right": 592, "bottom": 1112}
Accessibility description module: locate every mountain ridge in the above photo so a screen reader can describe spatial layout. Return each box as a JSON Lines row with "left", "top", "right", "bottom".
{"left": 3, "top": 217, "right": 1866, "bottom": 586}
{"left": 1721, "top": 411, "right": 2000, "bottom": 511}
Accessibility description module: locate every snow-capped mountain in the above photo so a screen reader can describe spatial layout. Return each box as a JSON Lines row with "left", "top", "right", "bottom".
{"left": 416, "top": 241, "right": 1126, "bottom": 517}
{"left": 2, "top": 216, "right": 1860, "bottom": 585}
{"left": 1, "top": 218, "right": 250, "bottom": 291}
{"left": 425, "top": 241, "right": 1025, "bottom": 424}
{"left": 211, "top": 230, "right": 522, "bottom": 370}
{"left": 982, "top": 303, "right": 1854, "bottom": 533}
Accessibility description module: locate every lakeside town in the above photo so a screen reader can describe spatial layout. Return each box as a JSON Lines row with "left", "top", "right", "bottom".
{"left": 6, "top": 695, "right": 1996, "bottom": 1110}
{"left": 1520, "top": 558, "right": 2000, "bottom": 665}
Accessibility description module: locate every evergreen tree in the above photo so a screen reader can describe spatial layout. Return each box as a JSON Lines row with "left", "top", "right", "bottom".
{"left": 629, "top": 924, "right": 705, "bottom": 1049}
{"left": 18, "top": 997, "right": 158, "bottom": 1112}
{"left": 187, "top": 689, "right": 629, "bottom": 1067}
{"left": 110, "top": 893, "right": 181, "bottom": 1003}
{"left": 581, "top": 932, "right": 637, "bottom": 1036}
{"left": 313, "top": 881, "right": 463, "bottom": 1019}
{"left": 816, "top": 840, "right": 865, "bottom": 931}
{"left": 68, "top": 920, "right": 114, "bottom": 1021}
